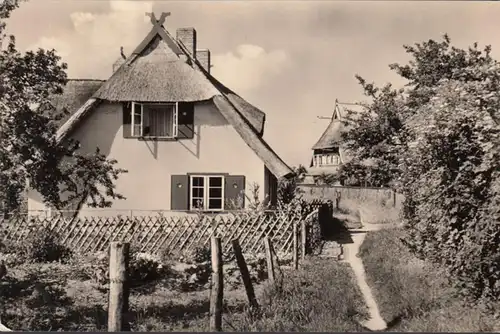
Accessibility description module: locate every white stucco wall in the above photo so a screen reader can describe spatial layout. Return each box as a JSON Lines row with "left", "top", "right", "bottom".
{"left": 28, "top": 100, "right": 267, "bottom": 217}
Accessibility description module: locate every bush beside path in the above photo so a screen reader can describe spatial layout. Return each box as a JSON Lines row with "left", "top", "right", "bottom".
{"left": 358, "top": 228, "right": 500, "bottom": 332}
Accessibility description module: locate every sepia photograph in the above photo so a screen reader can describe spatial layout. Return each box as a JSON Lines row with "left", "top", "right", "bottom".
{"left": 0, "top": 0, "right": 498, "bottom": 331}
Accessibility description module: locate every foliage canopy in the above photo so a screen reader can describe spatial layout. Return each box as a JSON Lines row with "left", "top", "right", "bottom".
{"left": 0, "top": 0, "right": 126, "bottom": 215}
{"left": 341, "top": 34, "right": 500, "bottom": 302}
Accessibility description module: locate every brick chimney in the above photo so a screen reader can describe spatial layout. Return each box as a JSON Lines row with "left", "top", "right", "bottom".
{"left": 176, "top": 28, "right": 197, "bottom": 58}
{"left": 197, "top": 49, "right": 211, "bottom": 73}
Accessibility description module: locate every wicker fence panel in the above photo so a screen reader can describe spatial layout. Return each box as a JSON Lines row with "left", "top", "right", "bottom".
{"left": 0, "top": 210, "right": 310, "bottom": 257}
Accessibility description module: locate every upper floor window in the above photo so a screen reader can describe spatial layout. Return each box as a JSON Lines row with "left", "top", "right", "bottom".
{"left": 131, "top": 102, "right": 178, "bottom": 138}
{"left": 314, "top": 153, "right": 340, "bottom": 167}
{"left": 123, "top": 102, "right": 195, "bottom": 140}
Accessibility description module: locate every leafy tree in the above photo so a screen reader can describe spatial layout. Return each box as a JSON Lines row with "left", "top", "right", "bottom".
{"left": 0, "top": 0, "right": 126, "bottom": 216}
{"left": 277, "top": 165, "right": 307, "bottom": 205}
{"left": 342, "top": 34, "right": 500, "bottom": 303}
{"left": 313, "top": 172, "right": 337, "bottom": 186}
{"left": 339, "top": 80, "right": 406, "bottom": 189}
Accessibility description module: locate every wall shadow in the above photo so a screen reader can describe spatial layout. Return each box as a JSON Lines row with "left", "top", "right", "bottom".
{"left": 318, "top": 204, "right": 355, "bottom": 245}
{"left": 177, "top": 125, "right": 201, "bottom": 159}
{"left": 143, "top": 140, "right": 159, "bottom": 160}
{"left": 71, "top": 103, "right": 122, "bottom": 158}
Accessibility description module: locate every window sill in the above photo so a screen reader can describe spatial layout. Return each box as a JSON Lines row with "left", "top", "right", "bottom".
{"left": 127, "top": 137, "right": 194, "bottom": 141}
{"left": 171, "top": 209, "right": 243, "bottom": 215}
{"left": 137, "top": 137, "right": 178, "bottom": 142}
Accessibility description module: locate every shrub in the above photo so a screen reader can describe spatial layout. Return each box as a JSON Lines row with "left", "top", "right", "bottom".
{"left": 359, "top": 228, "right": 499, "bottom": 332}
{"left": 129, "top": 257, "right": 164, "bottom": 285}
{"left": 187, "top": 245, "right": 211, "bottom": 264}
{"left": 161, "top": 245, "right": 211, "bottom": 265}
{"left": 77, "top": 245, "right": 169, "bottom": 287}
{"left": 126, "top": 245, "right": 168, "bottom": 284}
{"left": 333, "top": 35, "right": 500, "bottom": 304}
{"left": 14, "top": 228, "right": 72, "bottom": 263}
{"left": 400, "top": 79, "right": 500, "bottom": 303}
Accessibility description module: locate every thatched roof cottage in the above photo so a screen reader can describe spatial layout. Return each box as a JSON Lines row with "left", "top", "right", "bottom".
{"left": 28, "top": 12, "right": 294, "bottom": 215}
{"left": 303, "top": 101, "right": 362, "bottom": 185}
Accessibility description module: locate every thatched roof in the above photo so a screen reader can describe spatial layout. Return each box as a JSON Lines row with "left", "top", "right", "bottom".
{"left": 92, "top": 24, "right": 266, "bottom": 136}
{"left": 93, "top": 35, "right": 220, "bottom": 103}
{"left": 312, "top": 102, "right": 365, "bottom": 150}
{"left": 55, "top": 16, "right": 292, "bottom": 179}
{"left": 50, "top": 79, "right": 104, "bottom": 128}
{"left": 312, "top": 120, "right": 343, "bottom": 150}
{"left": 203, "top": 73, "right": 266, "bottom": 136}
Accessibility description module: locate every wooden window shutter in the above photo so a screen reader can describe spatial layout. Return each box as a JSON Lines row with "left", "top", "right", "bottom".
{"left": 122, "top": 102, "right": 132, "bottom": 138}
{"left": 224, "top": 175, "right": 246, "bottom": 210}
{"left": 171, "top": 175, "right": 189, "bottom": 210}
{"left": 177, "top": 102, "right": 195, "bottom": 139}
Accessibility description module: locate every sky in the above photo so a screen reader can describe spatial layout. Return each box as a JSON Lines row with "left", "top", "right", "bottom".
{"left": 5, "top": 0, "right": 500, "bottom": 167}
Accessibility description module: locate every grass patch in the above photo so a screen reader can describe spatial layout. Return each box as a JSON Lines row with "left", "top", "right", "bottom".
{"left": 358, "top": 228, "right": 500, "bottom": 332}
{"left": 0, "top": 255, "right": 368, "bottom": 331}
{"left": 225, "top": 258, "right": 369, "bottom": 331}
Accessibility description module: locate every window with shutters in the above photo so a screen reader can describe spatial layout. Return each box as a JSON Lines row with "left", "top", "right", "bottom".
{"left": 189, "top": 175, "right": 225, "bottom": 211}
{"left": 131, "top": 102, "right": 178, "bottom": 138}
{"left": 124, "top": 102, "right": 194, "bottom": 140}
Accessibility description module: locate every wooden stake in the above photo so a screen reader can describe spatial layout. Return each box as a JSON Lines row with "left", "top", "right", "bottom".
{"left": 293, "top": 222, "right": 299, "bottom": 270}
{"left": 264, "top": 237, "right": 276, "bottom": 283}
{"left": 301, "top": 220, "right": 307, "bottom": 261}
{"left": 209, "top": 237, "right": 223, "bottom": 332}
{"left": 393, "top": 189, "right": 397, "bottom": 208}
{"left": 108, "top": 242, "right": 130, "bottom": 332}
{"left": 231, "top": 239, "right": 259, "bottom": 309}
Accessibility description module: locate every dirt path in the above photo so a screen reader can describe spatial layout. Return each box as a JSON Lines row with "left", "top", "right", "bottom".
{"left": 341, "top": 220, "right": 392, "bottom": 331}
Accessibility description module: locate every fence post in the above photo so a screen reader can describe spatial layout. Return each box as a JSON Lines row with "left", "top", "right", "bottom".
{"left": 210, "top": 237, "right": 223, "bottom": 332}
{"left": 293, "top": 221, "right": 299, "bottom": 270}
{"left": 231, "top": 239, "right": 259, "bottom": 309}
{"left": 301, "top": 220, "right": 307, "bottom": 261}
{"left": 264, "top": 237, "right": 276, "bottom": 283}
{"left": 392, "top": 189, "right": 397, "bottom": 208}
{"left": 108, "top": 242, "right": 130, "bottom": 332}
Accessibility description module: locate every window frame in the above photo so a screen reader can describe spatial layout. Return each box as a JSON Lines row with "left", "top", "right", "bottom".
{"left": 131, "top": 102, "right": 179, "bottom": 139}
{"left": 189, "top": 175, "right": 225, "bottom": 212}
{"left": 314, "top": 153, "right": 340, "bottom": 166}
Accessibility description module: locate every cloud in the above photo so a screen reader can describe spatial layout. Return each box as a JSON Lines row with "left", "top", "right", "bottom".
{"left": 211, "top": 44, "right": 292, "bottom": 93}
{"left": 27, "top": 1, "right": 154, "bottom": 79}
{"left": 31, "top": 37, "right": 72, "bottom": 59}
{"left": 27, "top": 1, "right": 291, "bottom": 95}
